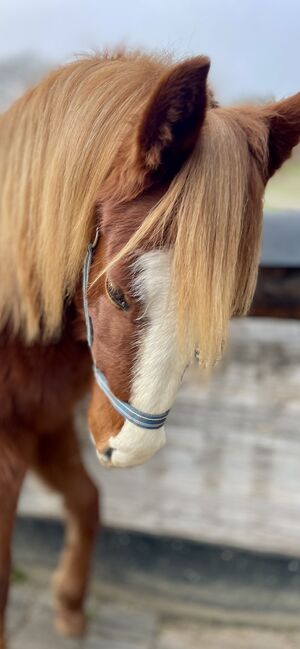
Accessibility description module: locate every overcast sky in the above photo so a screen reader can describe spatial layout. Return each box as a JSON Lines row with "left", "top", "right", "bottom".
{"left": 0, "top": 0, "right": 299, "bottom": 103}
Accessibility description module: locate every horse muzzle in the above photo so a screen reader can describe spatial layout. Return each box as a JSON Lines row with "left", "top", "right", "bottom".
{"left": 95, "top": 421, "right": 166, "bottom": 468}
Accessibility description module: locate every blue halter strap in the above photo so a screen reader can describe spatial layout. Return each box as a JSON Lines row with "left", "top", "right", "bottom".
{"left": 82, "top": 233, "right": 169, "bottom": 430}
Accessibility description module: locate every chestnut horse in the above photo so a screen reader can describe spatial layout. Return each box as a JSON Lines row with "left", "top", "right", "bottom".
{"left": 0, "top": 50, "right": 299, "bottom": 647}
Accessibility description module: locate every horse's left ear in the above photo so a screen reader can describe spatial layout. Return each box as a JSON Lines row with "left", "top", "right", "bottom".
{"left": 264, "top": 92, "right": 300, "bottom": 178}
{"left": 137, "top": 56, "right": 211, "bottom": 179}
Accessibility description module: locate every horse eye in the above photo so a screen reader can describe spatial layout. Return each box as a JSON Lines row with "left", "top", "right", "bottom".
{"left": 105, "top": 279, "right": 129, "bottom": 311}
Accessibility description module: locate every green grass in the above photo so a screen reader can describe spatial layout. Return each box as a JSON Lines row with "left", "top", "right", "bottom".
{"left": 11, "top": 566, "right": 28, "bottom": 584}
{"left": 265, "top": 159, "right": 300, "bottom": 211}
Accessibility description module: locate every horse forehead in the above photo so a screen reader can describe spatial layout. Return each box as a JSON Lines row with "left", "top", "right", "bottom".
{"left": 133, "top": 249, "right": 173, "bottom": 301}
{"left": 102, "top": 187, "right": 166, "bottom": 240}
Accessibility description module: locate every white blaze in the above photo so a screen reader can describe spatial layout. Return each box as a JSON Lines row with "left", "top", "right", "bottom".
{"left": 97, "top": 250, "right": 194, "bottom": 468}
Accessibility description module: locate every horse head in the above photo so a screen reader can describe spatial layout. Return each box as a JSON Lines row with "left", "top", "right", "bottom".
{"left": 83, "top": 57, "right": 300, "bottom": 468}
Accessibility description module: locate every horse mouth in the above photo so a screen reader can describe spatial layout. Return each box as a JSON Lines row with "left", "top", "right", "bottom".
{"left": 89, "top": 429, "right": 118, "bottom": 467}
{"left": 96, "top": 447, "right": 114, "bottom": 468}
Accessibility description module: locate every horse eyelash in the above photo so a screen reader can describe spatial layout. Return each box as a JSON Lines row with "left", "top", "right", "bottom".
{"left": 105, "top": 279, "right": 129, "bottom": 311}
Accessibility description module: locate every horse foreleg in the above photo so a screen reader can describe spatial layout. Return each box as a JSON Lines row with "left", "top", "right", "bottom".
{"left": 0, "top": 433, "right": 27, "bottom": 649}
{"left": 32, "top": 422, "right": 99, "bottom": 637}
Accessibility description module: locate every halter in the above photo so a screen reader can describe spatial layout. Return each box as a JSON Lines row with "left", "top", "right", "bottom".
{"left": 82, "top": 232, "right": 169, "bottom": 430}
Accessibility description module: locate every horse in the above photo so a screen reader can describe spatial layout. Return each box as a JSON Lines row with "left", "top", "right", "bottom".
{"left": 0, "top": 49, "right": 299, "bottom": 647}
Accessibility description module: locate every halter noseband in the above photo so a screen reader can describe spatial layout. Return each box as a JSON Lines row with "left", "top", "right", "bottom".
{"left": 82, "top": 233, "right": 169, "bottom": 430}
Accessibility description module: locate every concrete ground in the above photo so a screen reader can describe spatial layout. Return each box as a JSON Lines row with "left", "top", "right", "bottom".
{"left": 8, "top": 579, "right": 300, "bottom": 649}
{"left": 9, "top": 519, "right": 300, "bottom": 649}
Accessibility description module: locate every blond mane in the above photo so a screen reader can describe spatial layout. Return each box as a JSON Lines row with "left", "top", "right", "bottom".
{"left": 0, "top": 52, "right": 166, "bottom": 340}
{"left": 0, "top": 52, "right": 267, "bottom": 365}
{"left": 99, "top": 110, "right": 268, "bottom": 366}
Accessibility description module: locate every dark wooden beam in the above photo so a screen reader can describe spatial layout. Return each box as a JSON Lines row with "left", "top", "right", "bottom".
{"left": 250, "top": 266, "right": 300, "bottom": 319}
{"left": 249, "top": 212, "right": 300, "bottom": 319}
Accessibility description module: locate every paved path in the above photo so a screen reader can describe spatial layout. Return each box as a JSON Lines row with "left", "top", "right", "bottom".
{"left": 9, "top": 581, "right": 300, "bottom": 649}
{"left": 19, "top": 318, "right": 300, "bottom": 557}
{"left": 8, "top": 583, "right": 300, "bottom": 649}
{"left": 9, "top": 519, "right": 300, "bottom": 649}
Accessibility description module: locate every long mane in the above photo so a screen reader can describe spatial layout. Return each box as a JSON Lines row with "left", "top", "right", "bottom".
{"left": 0, "top": 52, "right": 167, "bottom": 340}
{"left": 100, "top": 109, "right": 268, "bottom": 366}
{"left": 0, "top": 52, "right": 268, "bottom": 366}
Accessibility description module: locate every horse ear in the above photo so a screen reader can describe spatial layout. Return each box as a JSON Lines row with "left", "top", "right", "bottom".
{"left": 137, "top": 56, "right": 211, "bottom": 179}
{"left": 264, "top": 93, "right": 300, "bottom": 178}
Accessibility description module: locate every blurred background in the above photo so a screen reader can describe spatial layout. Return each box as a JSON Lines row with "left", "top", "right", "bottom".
{"left": 2, "top": 1, "right": 300, "bottom": 648}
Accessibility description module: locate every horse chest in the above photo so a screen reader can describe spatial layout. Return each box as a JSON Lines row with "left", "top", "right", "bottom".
{"left": 0, "top": 332, "right": 92, "bottom": 433}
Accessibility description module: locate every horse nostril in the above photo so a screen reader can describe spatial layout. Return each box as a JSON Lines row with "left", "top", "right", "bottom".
{"left": 104, "top": 447, "right": 114, "bottom": 460}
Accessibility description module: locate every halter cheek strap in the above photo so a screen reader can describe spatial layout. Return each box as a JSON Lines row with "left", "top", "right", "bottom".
{"left": 82, "top": 234, "right": 169, "bottom": 430}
